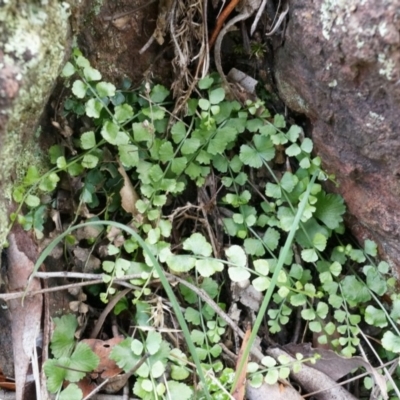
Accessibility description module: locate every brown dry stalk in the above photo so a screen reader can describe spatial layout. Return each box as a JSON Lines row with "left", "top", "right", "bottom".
{"left": 209, "top": 0, "right": 241, "bottom": 48}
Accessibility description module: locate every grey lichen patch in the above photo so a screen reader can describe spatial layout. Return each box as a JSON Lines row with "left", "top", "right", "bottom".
{"left": 319, "top": 0, "right": 399, "bottom": 81}
{"left": 365, "top": 111, "right": 385, "bottom": 129}
{"left": 378, "top": 53, "right": 396, "bottom": 80}
{"left": 0, "top": 1, "right": 71, "bottom": 247}
{"left": 275, "top": 72, "right": 310, "bottom": 115}
{"left": 320, "top": 0, "right": 359, "bottom": 41}
{"left": 320, "top": 0, "right": 375, "bottom": 43}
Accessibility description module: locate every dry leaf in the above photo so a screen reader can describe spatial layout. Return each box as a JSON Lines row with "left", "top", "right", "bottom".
{"left": 50, "top": 209, "right": 62, "bottom": 231}
{"left": 73, "top": 247, "right": 101, "bottom": 272}
{"left": 231, "top": 281, "right": 262, "bottom": 311}
{"left": 71, "top": 376, "right": 96, "bottom": 398}
{"left": 117, "top": 162, "right": 141, "bottom": 219}
{"left": 7, "top": 226, "right": 42, "bottom": 400}
{"left": 80, "top": 337, "right": 129, "bottom": 393}
{"left": 75, "top": 225, "right": 102, "bottom": 241}
{"left": 284, "top": 343, "right": 388, "bottom": 400}
{"left": 80, "top": 337, "right": 124, "bottom": 379}
{"left": 267, "top": 347, "right": 358, "bottom": 400}
{"left": 111, "top": 15, "right": 131, "bottom": 30}
{"left": 246, "top": 381, "right": 303, "bottom": 400}
{"left": 69, "top": 291, "right": 89, "bottom": 314}
{"left": 106, "top": 225, "right": 122, "bottom": 243}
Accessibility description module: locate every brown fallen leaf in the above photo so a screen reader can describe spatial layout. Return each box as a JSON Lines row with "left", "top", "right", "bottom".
{"left": 105, "top": 225, "right": 126, "bottom": 248}
{"left": 111, "top": 15, "right": 131, "bottom": 30}
{"left": 79, "top": 337, "right": 129, "bottom": 393}
{"left": 63, "top": 337, "right": 125, "bottom": 397}
{"left": 284, "top": 343, "right": 388, "bottom": 400}
{"left": 71, "top": 375, "right": 96, "bottom": 398}
{"left": 6, "top": 225, "right": 42, "bottom": 400}
{"left": 72, "top": 247, "right": 101, "bottom": 272}
{"left": 267, "top": 347, "right": 358, "bottom": 400}
{"left": 81, "top": 337, "right": 124, "bottom": 378}
{"left": 117, "top": 160, "right": 142, "bottom": 221}
{"left": 69, "top": 291, "right": 89, "bottom": 315}
{"left": 246, "top": 381, "right": 303, "bottom": 400}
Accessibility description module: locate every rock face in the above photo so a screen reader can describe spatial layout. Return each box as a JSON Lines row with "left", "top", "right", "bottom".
{"left": 275, "top": 0, "right": 400, "bottom": 274}
{"left": 0, "top": 1, "right": 71, "bottom": 248}
{"left": 77, "top": 0, "right": 172, "bottom": 86}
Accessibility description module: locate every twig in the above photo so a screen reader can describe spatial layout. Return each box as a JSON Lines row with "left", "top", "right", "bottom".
{"left": 209, "top": 0, "right": 241, "bottom": 48}
{"left": 200, "top": 0, "right": 209, "bottom": 77}
{"left": 302, "top": 358, "right": 399, "bottom": 398}
{"left": 90, "top": 288, "right": 132, "bottom": 339}
{"left": 27, "top": 271, "right": 266, "bottom": 359}
{"left": 265, "top": 4, "right": 289, "bottom": 36}
{"left": 6, "top": 270, "right": 267, "bottom": 361}
{"left": 139, "top": 35, "right": 155, "bottom": 55}
{"left": 82, "top": 378, "right": 111, "bottom": 400}
{"left": 164, "top": 274, "right": 259, "bottom": 356}
{"left": 214, "top": 0, "right": 261, "bottom": 87}
{"left": 199, "top": 203, "right": 219, "bottom": 258}
{"left": 358, "top": 329, "right": 399, "bottom": 399}
{"left": 219, "top": 342, "right": 238, "bottom": 363}
{"left": 122, "top": 383, "right": 130, "bottom": 400}
{"left": 83, "top": 354, "right": 149, "bottom": 400}
{"left": 36, "top": 271, "right": 124, "bottom": 280}
{"left": 169, "top": 0, "right": 186, "bottom": 66}
{"left": 32, "top": 339, "right": 41, "bottom": 400}
{"left": 111, "top": 314, "right": 120, "bottom": 338}
{"left": 102, "top": 0, "right": 157, "bottom": 21}
{"left": 250, "top": 0, "right": 269, "bottom": 36}
{"left": 0, "top": 273, "right": 144, "bottom": 301}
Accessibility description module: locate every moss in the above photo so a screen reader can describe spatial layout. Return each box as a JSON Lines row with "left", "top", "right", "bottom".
{"left": 0, "top": 129, "right": 49, "bottom": 239}
{"left": 0, "top": 1, "right": 71, "bottom": 247}
{"left": 92, "top": 0, "right": 105, "bottom": 16}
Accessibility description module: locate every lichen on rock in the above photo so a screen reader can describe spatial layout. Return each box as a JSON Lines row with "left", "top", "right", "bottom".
{"left": 0, "top": 0, "right": 71, "bottom": 248}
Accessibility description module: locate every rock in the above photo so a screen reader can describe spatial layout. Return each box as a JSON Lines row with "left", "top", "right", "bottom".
{"left": 274, "top": 0, "right": 400, "bottom": 273}
{"left": 0, "top": 1, "right": 71, "bottom": 248}
{"left": 77, "top": 0, "right": 172, "bottom": 86}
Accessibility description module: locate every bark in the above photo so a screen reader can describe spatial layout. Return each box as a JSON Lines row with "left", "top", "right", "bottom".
{"left": 274, "top": 0, "right": 400, "bottom": 273}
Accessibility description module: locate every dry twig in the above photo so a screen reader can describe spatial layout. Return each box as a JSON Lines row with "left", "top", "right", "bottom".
{"left": 214, "top": 0, "right": 262, "bottom": 89}
{"left": 209, "top": 0, "right": 241, "bottom": 48}
{"left": 90, "top": 288, "right": 132, "bottom": 339}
